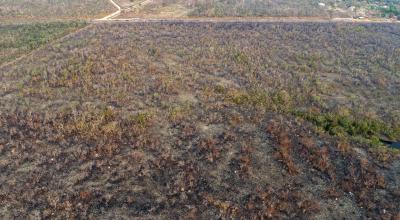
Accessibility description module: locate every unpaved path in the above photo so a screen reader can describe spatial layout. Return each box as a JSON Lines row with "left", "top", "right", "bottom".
{"left": 98, "top": 0, "right": 121, "bottom": 20}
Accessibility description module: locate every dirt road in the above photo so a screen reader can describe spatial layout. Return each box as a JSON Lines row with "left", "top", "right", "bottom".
{"left": 98, "top": 0, "right": 121, "bottom": 20}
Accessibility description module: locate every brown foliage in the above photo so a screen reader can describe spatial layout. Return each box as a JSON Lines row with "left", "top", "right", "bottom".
{"left": 1, "top": 22, "right": 399, "bottom": 219}
{"left": 276, "top": 132, "right": 299, "bottom": 175}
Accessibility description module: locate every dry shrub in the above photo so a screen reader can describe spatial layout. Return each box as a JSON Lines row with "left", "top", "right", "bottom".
{"left": 337, "top": 140, "right": 350, "bottom": 153}
{"left": 322, "top": 187, "right": 342, "bottom": 199}
{"left": 238, "top": 144, "right": 254, "bottom": 177}
{"left": 299, "top": 137, "right": 335, "bottom": 180}
{"left": 276, "top": 132, "right": 298, "bottom": 175}
{"left": 79, "top": 191, "right": 92, "bottom": 202}
{"left": 244, "top": 186, "right": 321, "bottom": 218}
{"left": 204, "top": 195, "right": 239, "bottom": 218}
{"left": 338, "top": 157, "right": 394, "bottom": 218}
{"left": 265, "top": 121, "right": 279, "bottom": 135}
{"left": 199, "top": 138, "right": 220, "bottom": 162}
{"left": 265, "top": 120, "right": 298, "bottom": 175}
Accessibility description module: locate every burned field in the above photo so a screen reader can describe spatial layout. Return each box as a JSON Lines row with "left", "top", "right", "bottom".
{"left": 0, "top": 21, "right": 87, "bottom": 66}
{"left": 0, "top": 22, "right": 400, "bottom": 219}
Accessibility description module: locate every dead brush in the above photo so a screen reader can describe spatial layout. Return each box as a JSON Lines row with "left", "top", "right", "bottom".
{"left": 182, "top": 165, "right": 197, "bottom": 191}
{"left": 204, "top": 194, "right": 239, "bottom": 218}
{"left": 75, "top": 112, "right": 122, "bottom": 145}
{"left": 315, "top": 147, "right": 330, "bottom": 171}
{"left": 338, "top": 158, "right": 392, "bottom": 218}
{"left": 238, "top": 144, "right": 254, "bottom": 177}
{"left": 265, "top": 120, "right": 298, "bottom": 175}
{"left": 337, "top": 140, "right": 350, "bottom": 154}
{"left": 155, "top": 75, "right": 181, "bottom": 95}
{"left": 322, "top": 187, "right": 342, "bottom": 199}
{"left": 79, "top": 191, "right": 92, "bottom": 202}
{"left": 359, "top": 159, "right": 386, "bottom": 189}
{"left": 368, "top": 147, "right": 396, "bottom": 165}
{"left": 299, "top": 137, "right": 336, "bottom": 180}
{"left": 199, "top": 138, "right": 220, "bottom": 162}
{"left": 275, "top": 131, "right": 298, "bottom": 175}
{"left": 130, "top": 150, "right": 146, "bottom": 162}
{"left": 180, "top": 124, "right": 197, "bottom": 141}
{"left": 298, "top": 199, "right": 320, "bottom": 215}
{"left": 133, "top": 133, "right": 161, "bottom": 151}
{"left": 221, "top": 131, "right": 237, "bottom": 142}
{"left": 314, "top": 146, "right": 336, "bottom": 180}
{"left": 94, "top": 143, "right": 119, "bottom": 158}
{"left": 245, "top": 186, "right": 321, "bottom": 218}
{"left": 265, "top": 120, "right": 280, "bottom": 136}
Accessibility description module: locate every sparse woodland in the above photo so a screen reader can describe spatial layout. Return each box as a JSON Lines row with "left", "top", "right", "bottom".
{"left": 117, "top": 0, "right": 399, "bottom": 18}
{"left": 0, "top": 22, "right": 399, "bottom": 218}
{"left": 0, "top": 0, "right": 114, "bottom": 23}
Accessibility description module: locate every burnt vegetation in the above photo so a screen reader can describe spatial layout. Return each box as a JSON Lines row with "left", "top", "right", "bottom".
{"left": 0, "top": 21, "right": 86, "bottom": 66}
{"left": 0, "top": 22, "right": 400, "bottom": 218}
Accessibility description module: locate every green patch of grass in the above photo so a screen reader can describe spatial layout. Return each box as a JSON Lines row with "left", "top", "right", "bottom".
{"left": 226, "top": 89, "right": 293, "bottom": 113}
{"left": 352, "top": 26, "right": 367, "bottom": 32}
{"left": 130, "top": 112, "right": 152, "bottom": 129}
{"left": 168, "top": 105, "right": 193, "bottom": 123}
{"left": 232, "top": 50, "right": 250, "bottom": 65}
{"left": 0, "top": 21, "right": 86, "bottom": 66}
{"left": 226, "top": 89, "right": 268, "bottom": 106}
{"left": 295, "top": 111, "right": 400, "bottom": 146}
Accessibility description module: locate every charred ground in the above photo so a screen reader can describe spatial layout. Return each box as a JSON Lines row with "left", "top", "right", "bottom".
{"left": 0, "top": 22, "right": 399, "bottom": 219}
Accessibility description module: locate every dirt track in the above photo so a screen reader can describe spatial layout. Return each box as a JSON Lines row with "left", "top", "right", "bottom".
{"left": 98, "top": 0, "right": 121, "bottom": 20}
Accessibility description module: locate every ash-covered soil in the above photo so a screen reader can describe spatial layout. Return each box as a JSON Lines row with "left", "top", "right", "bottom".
{"left": 0, "top": 22, "right": 399, "bottom": 219}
